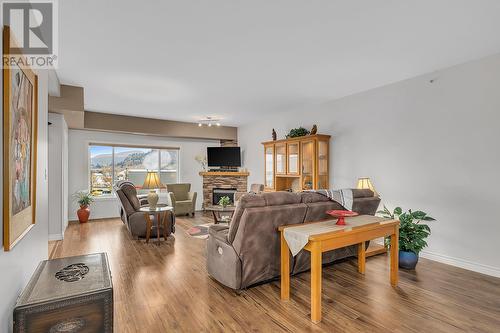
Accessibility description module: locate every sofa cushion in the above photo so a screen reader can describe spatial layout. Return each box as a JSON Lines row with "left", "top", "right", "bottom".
{"left": 237, "top": 194, "right": 267, "bottom": 209}
{"left": 116, "top": 190, "right": 135, "bottom": 216}
{"left": 262, "top": 192, "right": 302, "bottom": 206}
{"left": 299, "top": 192, "right": 331, "bottom": 203}
{"left": 352, "top": 189, "right": 375, "bottom": 198}
{"left": 167, "top": 183, "right": 190, "bottom": 201}
{"left": 176, "top": 200, "right": 193, "bottom": 205}
{"left": 304, "top": 201, "right": 345, "bottom": 221}
{"left": 122, "top": 185, "right": 141, "bottom": 210}
{"left": 352, "top": 196, "right": 381, "bottom": 215}
{"left": 227, "top": 194, "right": 266, "bottom": 243}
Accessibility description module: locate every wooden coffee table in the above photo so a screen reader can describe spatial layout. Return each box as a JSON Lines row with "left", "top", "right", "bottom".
{"left": 205, "top": 205, "right": 236, "bottom": 224}
{"left": 278, "top": 215, "right": 399, "bottom": 323}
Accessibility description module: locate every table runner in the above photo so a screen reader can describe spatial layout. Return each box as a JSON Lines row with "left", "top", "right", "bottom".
{"left": 283, "top": 215, "right": 387, "bottom": 256}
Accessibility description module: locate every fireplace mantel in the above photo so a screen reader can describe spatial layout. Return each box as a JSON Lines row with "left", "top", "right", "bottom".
{"left": 199, "top": 171, "right": 249, "bottom": 209}
{"left": 199, "top": 171, "right": 250, "bottom": 177}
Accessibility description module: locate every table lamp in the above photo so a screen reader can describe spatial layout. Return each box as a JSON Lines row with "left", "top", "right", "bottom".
{"left": 142, "top": 171, "right": 163, "bottom": 210}
{"left": 357, "top": 177, "right": 378, "bottom": 196}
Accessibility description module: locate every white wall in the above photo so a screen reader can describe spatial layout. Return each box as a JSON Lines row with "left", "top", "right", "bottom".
{"left": 68, "top": 129, "right": 220, "bottom": 220}
{"left": 238, "top": 53, "right": 500, "bottom": 277}
{"left": 0, "top": 70, "right": 49, "bottom": 330}
{"left": 48, "top": 113, "right": 69, "bottom": 240}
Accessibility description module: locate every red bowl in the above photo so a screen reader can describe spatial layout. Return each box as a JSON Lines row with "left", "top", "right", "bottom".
{"left": 326, "top": 210, "right": 359, "bottom": 225}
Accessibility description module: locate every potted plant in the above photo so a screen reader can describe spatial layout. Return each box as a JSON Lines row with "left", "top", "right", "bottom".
{"left": 218, "top": 196, "right": 231, "bottom": 208}
{"left": 378, "top": 206, "right": 435, "bottom": 269}
{"left": 286, "top": 127, "right": 310, "bottom": 138}
{"left": 73, "top": 191, "right": 94, "bottom": 223}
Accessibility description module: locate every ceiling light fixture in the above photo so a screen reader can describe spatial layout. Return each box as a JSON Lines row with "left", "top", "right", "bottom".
{"left": 197, "top": 116, "right": 221, "bottom": 127}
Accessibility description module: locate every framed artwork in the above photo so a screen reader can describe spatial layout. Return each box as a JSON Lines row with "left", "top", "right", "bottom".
{"left": 3, "top": 26, "right": 38, "bottom": 251}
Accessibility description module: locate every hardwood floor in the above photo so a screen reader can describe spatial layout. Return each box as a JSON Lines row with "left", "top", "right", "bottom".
{"left": 51, "top": 214, "right": 500, "bottom": 333}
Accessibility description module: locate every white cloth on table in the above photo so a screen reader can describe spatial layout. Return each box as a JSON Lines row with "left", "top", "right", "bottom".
{"left": 283, "top": 215, "right": 386, "bottom": 256}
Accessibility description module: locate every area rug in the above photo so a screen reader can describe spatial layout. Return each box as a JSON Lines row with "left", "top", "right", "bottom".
{"left": 186, "top": 223, "right": 212, "bottom": 239}
{"left": 186, "top": 223, "right": 228, "bottom": 239}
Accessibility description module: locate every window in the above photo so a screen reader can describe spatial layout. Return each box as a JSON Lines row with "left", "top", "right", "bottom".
{"left": 89, "top": 144, "right": 179, "bottom": 196}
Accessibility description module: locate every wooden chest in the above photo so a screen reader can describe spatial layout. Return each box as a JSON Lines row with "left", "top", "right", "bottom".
{"left": 14, "top": 253, "right": 113, "bottom": 333}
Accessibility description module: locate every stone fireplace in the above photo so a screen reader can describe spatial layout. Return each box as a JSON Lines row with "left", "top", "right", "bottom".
{"left": 199, "top": 171, "right": 249, "bottom": 208}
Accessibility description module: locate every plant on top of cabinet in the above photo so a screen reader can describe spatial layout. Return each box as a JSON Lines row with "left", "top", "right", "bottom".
{"left": 286, "top": 127, "right": 310, "bottom": 138}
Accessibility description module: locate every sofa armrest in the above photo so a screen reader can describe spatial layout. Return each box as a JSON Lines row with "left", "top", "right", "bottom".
{"left": 189, "top": 192, "right": 197, "bottom": 213}
{"left": 206, "top": 225, "right": 242, "bottom": 290}
{"left": 209, "top": 224, "right": 230, "bottom": 242}
{"left": 169, "top": 192, "right": 177, "bottom": 207}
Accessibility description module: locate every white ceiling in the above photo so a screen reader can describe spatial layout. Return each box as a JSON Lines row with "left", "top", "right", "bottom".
{"left": 56, "top": 0, "right": 500, "bottom": 126}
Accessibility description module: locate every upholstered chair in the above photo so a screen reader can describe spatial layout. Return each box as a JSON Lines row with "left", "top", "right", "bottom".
{"left": 166, "top": 183, "right": 197, "bottom": 216}
{"left": 114, "top": 181, "right": 175, "bottom": 238}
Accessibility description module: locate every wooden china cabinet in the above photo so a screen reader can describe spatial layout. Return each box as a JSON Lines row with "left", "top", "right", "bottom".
{"left": 262, "top": 134, "right": 330, "bottom": 192}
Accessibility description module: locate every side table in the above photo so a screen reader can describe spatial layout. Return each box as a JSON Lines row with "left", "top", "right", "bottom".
{"left": 205, "top": 205, "right": 236, "bottom": 224}
{"left": 139, "top": 206, "right": 174, "bottom": 243}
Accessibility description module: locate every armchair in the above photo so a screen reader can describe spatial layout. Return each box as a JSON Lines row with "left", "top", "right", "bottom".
{"left": 166, "top": 183, "right": 197, "bottom": 216}
{"left": 114, "top": 181, "right": 175, "bottom": 238}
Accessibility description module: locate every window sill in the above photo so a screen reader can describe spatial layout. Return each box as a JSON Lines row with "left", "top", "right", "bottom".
{"left": 92, "top": 195, "right": 118, "bottom": 201}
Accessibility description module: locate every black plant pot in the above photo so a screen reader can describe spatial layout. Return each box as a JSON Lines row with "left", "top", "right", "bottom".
{"left": 399, "top": 250, "right": 419, "bottom": 269}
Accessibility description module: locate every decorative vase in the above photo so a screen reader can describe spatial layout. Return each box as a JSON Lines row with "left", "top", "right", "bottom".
{"left": 147, "top": 190, "right": 159, "bottom": 210}
{"left": 399, "top": 250, "right": 419, "bottom": 269}
{"left": 77, "top": 205, "right": 90, "bottom": 223}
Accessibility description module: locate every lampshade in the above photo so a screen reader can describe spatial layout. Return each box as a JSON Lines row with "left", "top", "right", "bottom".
{"left": 357, "top": 177, "right": 377, "bottom": 194}
{"left": 142, "top": 171, "right": 162, "bottom": 190}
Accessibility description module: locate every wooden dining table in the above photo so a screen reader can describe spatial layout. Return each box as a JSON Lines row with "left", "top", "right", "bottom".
{"left": 278, "top": 215, "right": 400, "bottom": 323}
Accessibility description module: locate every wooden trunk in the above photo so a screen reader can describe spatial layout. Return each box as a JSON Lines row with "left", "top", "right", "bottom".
{"left": 14, "top": 253, "right": 113, "bottom": 333}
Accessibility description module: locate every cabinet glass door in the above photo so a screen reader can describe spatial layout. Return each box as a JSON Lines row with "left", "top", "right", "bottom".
{"left": 287, "top": 143, "right": 299, "bottom": 175}
{"left": 301, "top": 140, "right": 314, "bottom": 190}
{"left": 265, "top": 145, "right": 274, "bottom": 189}
{"left": 275, "top": 144, "right": 286, "bottom": 174}
{"left": 317, "top": 140, "right": 328, "bottom": 189}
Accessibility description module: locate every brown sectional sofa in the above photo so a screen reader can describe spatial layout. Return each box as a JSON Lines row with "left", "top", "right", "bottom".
{"left": 206, "top": 190, "right": 380, "bottom": 290}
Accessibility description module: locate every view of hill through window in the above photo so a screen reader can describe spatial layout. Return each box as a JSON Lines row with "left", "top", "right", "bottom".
{"left": 89, "top": 145, "right": 178, "bottom": 196}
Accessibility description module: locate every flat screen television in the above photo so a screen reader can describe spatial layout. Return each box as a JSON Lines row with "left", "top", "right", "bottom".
{"left": 207, "top": 147, "right": 241, "bottom": 167}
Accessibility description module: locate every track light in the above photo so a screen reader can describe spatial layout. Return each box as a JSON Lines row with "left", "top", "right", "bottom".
{"left": 197, "top": 116, "right": 222, "bottom": 127}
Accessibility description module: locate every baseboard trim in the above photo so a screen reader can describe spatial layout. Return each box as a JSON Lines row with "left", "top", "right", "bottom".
{"left": 420, "top": 250, "right": 500, "bottom": 278}
{"left": 48, "top": 233, "right": 63, "bottom": 241}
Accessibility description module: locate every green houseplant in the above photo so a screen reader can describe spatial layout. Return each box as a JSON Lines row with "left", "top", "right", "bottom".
{"left": 218, "top": 196, "right": 231, "bottom": 208}
{"left": 378, "top": 206, "right": 435, "bottom": 269}
{"left": 286, "top": 127, "right": 310, "bottom": 138}
{"left": 73, "top": 191, "right": 94, "bottom": 223}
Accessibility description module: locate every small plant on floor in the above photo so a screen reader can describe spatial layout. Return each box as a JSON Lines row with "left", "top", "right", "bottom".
{"left": 73, "top": 190, "right": 94, "bottom": 223}
{"left": 378, "top": 206, "right": 435, "bottom": 269}
{"left": 218, "top": 196, "right": 231, "bottom": 208}
{"left": 73, "top": 190, "right": 94, "bottom": 208}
